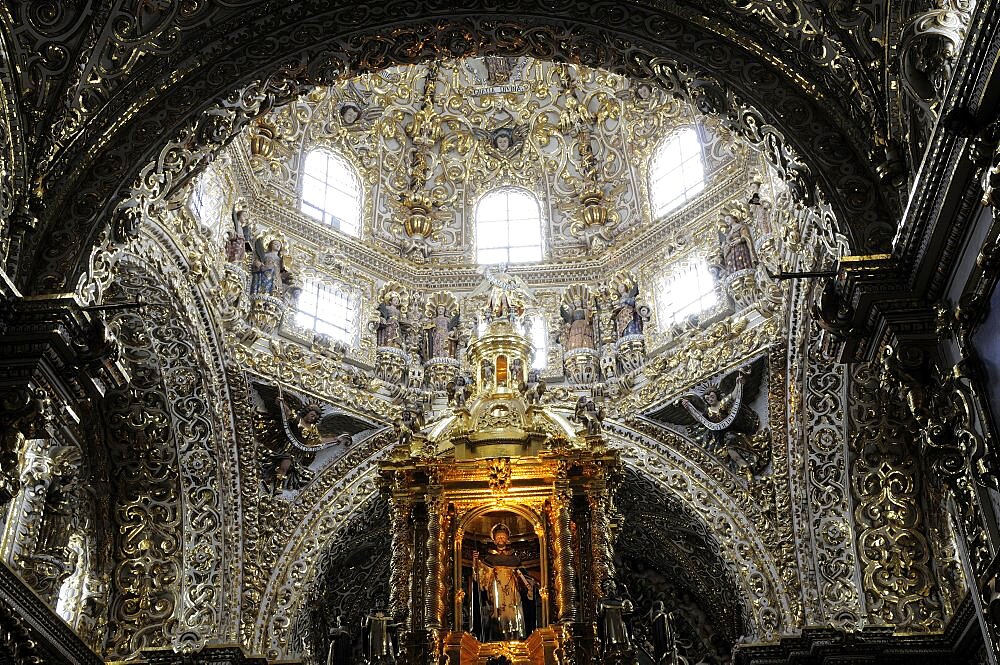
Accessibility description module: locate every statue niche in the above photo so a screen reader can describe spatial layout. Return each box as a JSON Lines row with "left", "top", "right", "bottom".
{"left": 560, "top": 284, "right": 600, "bottom": 385}
{"left": 465, "top": 515, "right": 542, "bottom": 642}
{"left": 422, "top": 291, "right": 463, "bottom": 391}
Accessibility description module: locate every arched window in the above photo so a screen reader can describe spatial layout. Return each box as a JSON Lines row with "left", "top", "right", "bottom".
{"left": 649, "top": 126, "right": 705, "bottom": 219}
{"left": 475, "top": 188, "right": 543, "bottom": 264}
{"left": 300, "top": 149, "right": 362, "bottom": 236}
{"left": 294, "top": 280, "right": 360, "bottom": 345}
{"left": 655, "top": 260, "right": 717, "bottom": 327}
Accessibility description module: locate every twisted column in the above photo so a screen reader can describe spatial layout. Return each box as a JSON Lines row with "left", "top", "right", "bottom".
{"left": 553, "top": 485, "right": 577, "bottom": 623}
{"left": 388, "top": 497, "right": 413, "bottom": 626}
{"left": 589, "top": 491, "right": 616, "bottom": 600}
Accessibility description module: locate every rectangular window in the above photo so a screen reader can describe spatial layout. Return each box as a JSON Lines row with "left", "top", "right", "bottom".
{"left": 650, "top": 127, "right": 705, "bottom": 219}
{"left": 294, "top": 281, "right": 358, "bottom": 345}
{"left": 656, "top": 261, "right": 717, "bottom": 327}
{"left": 476, "top": 188, "right": 543, "bottom": 264}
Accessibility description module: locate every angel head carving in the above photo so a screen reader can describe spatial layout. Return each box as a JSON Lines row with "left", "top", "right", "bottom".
{"left": 339, "top": 103, "right": 362, "bottom": 127}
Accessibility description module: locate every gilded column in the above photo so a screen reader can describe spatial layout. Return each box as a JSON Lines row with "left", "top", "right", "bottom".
{"left": 388, "top": 493, "right": 413, "bottom": 627}
{"left": 589, "top": 489, "right": 616, "bottom": 600}
{"left": 423, "top": 478, "right": 446, "bottom": 643}
{"left": 552, "top": 482, "right": 577, "bottom": 623}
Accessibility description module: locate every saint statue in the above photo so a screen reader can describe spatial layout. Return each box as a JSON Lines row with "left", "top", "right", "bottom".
{"left": 376, "top": 293, "right": 407, "bottom": 349}
{"left": 251, "top": 238, "right": 287, "bottom": 295}
{"left": 362, "top": 609, "right": 398, "bottom": 665}
{"left": 598, "top": 597, "right": 634, "bottom": 658}
{"left": 720, "top": 212, "right": 755, "bottom": 274}
{"left": 649, "top": 601, "right": 679, "bottom": 665}
{"left": 326, "top": 616, "right": 352, "bottom": 665}
{"left": 472, "top": 523, "right": 537, "bottom": 641}
{"left": 610, "top": 278, "right": 647, "bottom": 338}
{"left": 560, "top": 297, "right": 595, "bottom": 351}
{"left": 423, "top": 304, "right": 460, "bottom": 360}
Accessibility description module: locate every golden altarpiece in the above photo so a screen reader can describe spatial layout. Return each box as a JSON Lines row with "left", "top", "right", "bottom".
{"left": 379, "top": 279, "right": 627, "bottom": 665}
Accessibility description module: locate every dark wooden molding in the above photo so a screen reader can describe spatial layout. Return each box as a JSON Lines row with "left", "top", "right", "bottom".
{"left": 734, "top": 596, "right": 982, "bottom": 665}
{"left": 0, "top": 562, "right": 102, "bottom": 664}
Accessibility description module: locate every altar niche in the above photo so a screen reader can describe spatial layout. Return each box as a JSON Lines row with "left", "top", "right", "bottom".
{"left": 461, "top": 511, "right": 545, "bottom": 642}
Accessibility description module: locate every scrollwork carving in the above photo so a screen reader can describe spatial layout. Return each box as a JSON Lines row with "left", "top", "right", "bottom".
{"left": 848, "top": 358, "right": 945, "bottom": 633}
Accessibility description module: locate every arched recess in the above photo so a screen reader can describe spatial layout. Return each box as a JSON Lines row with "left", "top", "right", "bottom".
{"left": 100, "top": 224, "right": 242, "bottom": 658}
{"left": 615, "top": 467, "right": 749, "bottom": 662}
{"left": 22, "top": 10, "right": 890, "bottom": 294}
{"left": 253, "top": 422, "right": 793, "bottom": 660}
{"left": 293, "top": 495, "right": 391, "bottom": 663}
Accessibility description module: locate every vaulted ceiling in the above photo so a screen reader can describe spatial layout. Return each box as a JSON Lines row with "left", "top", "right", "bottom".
{"left": 0, "top": 1, "right": 916, "bottom": 295}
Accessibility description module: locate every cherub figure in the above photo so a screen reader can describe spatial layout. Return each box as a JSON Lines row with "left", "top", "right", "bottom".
{"left": 447, "top": 376, "right": 470, "bottom": 409}
{"left": 574, "top": 396, "right": 604, "bottom": 436}
{"left": 521, "top": 369, "right": 546, "bottom": 406}
{"left": 472, "top": 124, "right": 529, "bottom": 159}
{"left": 395, "top": 411, "right": 416, "bottom": 448}
{"left": 394, "top": 403, "right": 425, "bottom": 448}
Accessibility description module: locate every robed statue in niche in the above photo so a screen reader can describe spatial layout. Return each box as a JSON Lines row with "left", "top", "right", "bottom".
{"left": 466, "top": 518, "right": 541, "bottom": 642}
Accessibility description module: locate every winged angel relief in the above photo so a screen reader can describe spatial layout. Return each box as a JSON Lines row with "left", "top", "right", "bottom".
{"left": 252, "top": 383, "right": 372, "bottom": 496}
{"left": 650, "top": 358, "right": 770, "bottom": 480}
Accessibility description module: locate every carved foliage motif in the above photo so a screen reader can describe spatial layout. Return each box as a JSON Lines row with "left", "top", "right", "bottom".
{"left": 795, "top": 297, "right": 863, "bottom": 628}
{"left": 848, "top": 361, "right": 944, "bottom": 633}
{"left": 104, "top": 244, "right": 232, "bottom": 657}
{"left": 103, "top": 274, "right": 183, "bottom": 659}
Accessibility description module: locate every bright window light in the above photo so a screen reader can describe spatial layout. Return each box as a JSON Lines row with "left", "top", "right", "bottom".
{"left": 475, "top": 188, "right": 543, "bottom": 264}
{"left": 300, "top": 149, "right": 362, "bottom": 236}
{"left": 191, "top": 170, "right": 226, "bottom": 229}
{"left": 295, "top": 280, "right": 359, "bottom": 345}
{"left": 656, "top": 261, "right": 717, "bottom": 327}
{"left": 649, "top": 127, "right": 705, "bottom": 219}
{"left": 529, "top": 315, "right": 547, "bottom": 370}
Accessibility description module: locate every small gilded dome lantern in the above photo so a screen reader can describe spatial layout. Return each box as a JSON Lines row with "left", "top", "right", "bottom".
{"left": 445, "top": 268, "right": 565, "bottom": 459}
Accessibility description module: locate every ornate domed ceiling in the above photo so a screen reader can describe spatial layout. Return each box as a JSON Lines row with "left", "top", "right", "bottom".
{"left": 3, "top": 3, "right": 996, "bottom": 665}
{"left": 155, "top": 56, "right": 851, "bottom": 661}
{"left": 183, "top": 55, "right": 845, "bottom": 419}
{"left": 232, "top": 56, "right": 738, "bottom": 266}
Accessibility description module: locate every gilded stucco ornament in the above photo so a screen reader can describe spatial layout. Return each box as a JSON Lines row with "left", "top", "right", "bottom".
{"left": 36, "top": 28, "right": 895, "bottom": 664}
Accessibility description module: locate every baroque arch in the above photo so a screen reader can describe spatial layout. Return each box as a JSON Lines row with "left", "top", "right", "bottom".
{"left": 100, "top": 225, "right": 243, "bottom": 659}
{"left": 253, "top": 422, "right": 792, "bottom": 661}
{"left": 12, "top": 7, "right": 893, "bottom": 295}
